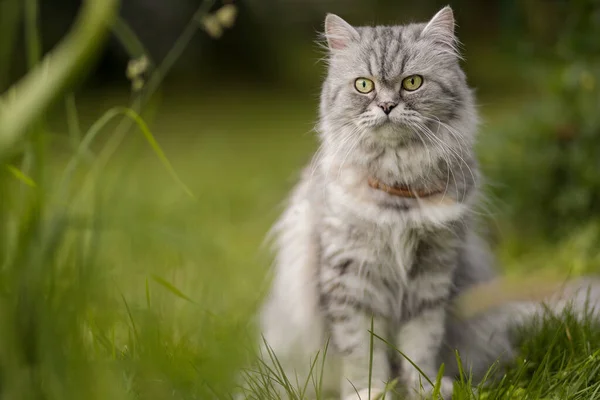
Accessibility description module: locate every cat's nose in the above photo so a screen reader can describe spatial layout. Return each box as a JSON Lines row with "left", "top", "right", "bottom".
{"left": 378, "top": 102, "right": 397, "bottom": 115}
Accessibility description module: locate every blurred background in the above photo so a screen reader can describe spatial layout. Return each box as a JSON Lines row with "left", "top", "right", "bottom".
{"left": 0, "top": 0, "right": 599, "bottom": 398}
{"left": 2, "top": 0, "right": 598, "bottom": 241}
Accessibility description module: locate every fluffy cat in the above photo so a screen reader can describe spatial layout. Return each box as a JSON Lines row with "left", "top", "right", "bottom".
{"left": 254, "top": 6, "right": 599, "bottom": 400}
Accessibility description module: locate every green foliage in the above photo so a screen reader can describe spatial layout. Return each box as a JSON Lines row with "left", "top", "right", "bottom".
{"left": 495, "top": 306, "right": 600, "bottom": 400}
{"left": 240, "top": 306, "right": 600, "bottom": 399}
{"left": 2, "top": 1, "right": 600, "bottom": 399}
{"left": 0, "top": 2, "right": 263, "bottom": 399}
{"left": 481, "top": 0, "right": 600, "bottom": 240}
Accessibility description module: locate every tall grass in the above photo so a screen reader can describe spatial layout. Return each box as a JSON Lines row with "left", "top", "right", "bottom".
{"left": 0, "top": 1, "right": 258, "bottom": 399}
{"left": 1, "top": 1, "right": 600, "bottom": 399}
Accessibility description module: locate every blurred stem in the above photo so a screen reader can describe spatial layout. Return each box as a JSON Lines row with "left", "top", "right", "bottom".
{"left": 24, "top": 0, "right": 41, "bottom": 69}
{"left": 0, "top": 0, "right": 120, "bottom": 161}
{"left": 83, "top": 0, "right": 215, "bottom": 188}
{"left": 144, "top": 0, "right": 215, "bottom": 99}
{"left": 0, "top": 0, "right": 21, "bottom": 92}
{"left": 65, "top": 94, "right": 82, "bottom": 148}
{"left": 112, "top": 17, "right": 153, "bottom": 62}
{"left": 23, "top": 0, "right": 45, "bottom": 204}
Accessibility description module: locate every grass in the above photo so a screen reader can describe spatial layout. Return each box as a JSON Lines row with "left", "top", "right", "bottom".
{"left": 1, "top": 85, "right": 319, "bottom": 399}
{"left": 1, "top": 85, "right": 599, "bottom": 399}
{"left": 2, "top": 2, "right": 600, "bottom": 398}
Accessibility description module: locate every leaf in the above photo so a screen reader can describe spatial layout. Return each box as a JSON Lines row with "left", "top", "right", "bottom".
{"left": 63, "top": 107, "right": 195, "bottom": 199}
{"left": 0, "top": 0, "right": 119, "bottom": 160}
{"left": 112, "top": 17, "right": 152, "bottom": 61}
{"left": 145, "top": 277, "right": 151, "bottom": 308}
{"left": 432, "top": 363, "right": 445, "bottom": 399}
{"left": 6, "top": 164, "right": 36, "bottom": 187}
{"left": 120, "top": 108, "right": 196, "bottom": 199}
{"left": 151, "top": 274, "right": 195, "bottom": 303}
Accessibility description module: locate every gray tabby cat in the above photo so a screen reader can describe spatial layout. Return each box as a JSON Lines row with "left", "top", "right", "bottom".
{"left": 257, "top": 6, "right": 599, "bottom": 400}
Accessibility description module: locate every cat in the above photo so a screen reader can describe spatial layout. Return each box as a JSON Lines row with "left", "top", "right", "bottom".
{"left": 253, "top": 6, "right": 599, "bottom": 400}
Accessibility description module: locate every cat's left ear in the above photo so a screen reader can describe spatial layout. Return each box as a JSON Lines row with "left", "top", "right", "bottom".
{"left": 423, "top": 6, "right": 457, "bottom": 39}
{"left": 324, "top": 14, "right": 360, "bottom": 51}
{"left": 422, "top": 6, "right": 460, "bottom": 56}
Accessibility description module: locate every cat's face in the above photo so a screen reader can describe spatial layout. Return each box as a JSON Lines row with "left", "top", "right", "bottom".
{"left": 319, "top": 7, "right": 477, "bottom": 186}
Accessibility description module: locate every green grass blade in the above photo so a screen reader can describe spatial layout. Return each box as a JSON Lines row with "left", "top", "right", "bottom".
{"left": 143, "top": 0, "right": 215, "bottom": 100}
{"left": 119, "top": 291, "right": 139, "bottom": 352}
{"left": 151, "top": 274, "right": 195, "bottom": 303}
{"left": 432, "top": 363, "right": 445, "bottom": 399}
{"left": 62, "top": 106, "right": 195, "bottom": 200}
{"left": 369, "top": 329, "right": 435, "bottom": 387}
{"left": 60, "top": 107, "right": 126, "bottom": 189}
{"left": 24, "top": 0, "right": 41, "bottom": 69}
{"left": 145, "top": 277, "right": 151, "bottom": 308}
{"left": 120, "top": 107, "right": 195, "bottom": 198}
{"left": 6, "top": 164, "right": 36, "bottom": 187}
{"left": 0, "top": 0, "right": 119, "bottom": 160}
{"left": 368, "top": 316, "right": 374, "bottom": 400}
{"left": 112, "top": 17, "right": 153, "bottom": 61}
{"left": 65, "top": 93, "right": 82, "bottom": 148}
{"left": 316, "top": 338, "right": 330, "bottom": 399}
{"left": 300, "top": 349, "right": 320, "bottom": 399}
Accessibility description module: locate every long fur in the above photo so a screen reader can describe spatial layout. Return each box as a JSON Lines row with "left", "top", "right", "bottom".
{"left": 253, "top": 7, "right": 600, "bottom": 400}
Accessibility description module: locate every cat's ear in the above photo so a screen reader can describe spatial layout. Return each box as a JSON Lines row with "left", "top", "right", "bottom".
{"left": 324, "top": 14, "right": 360, "bottom": 51}
{"left": 422, "top": 6, "right": 460, "bottom": 56}
{"left": 423, "top": 6, "right": 455, "bottom": 39}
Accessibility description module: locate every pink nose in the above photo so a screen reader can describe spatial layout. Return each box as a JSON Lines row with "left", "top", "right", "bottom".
{"left": 378, "top": 102, "right": 397, "bottom": 115}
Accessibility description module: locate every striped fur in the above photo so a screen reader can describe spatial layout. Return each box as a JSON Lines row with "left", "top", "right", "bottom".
{"left": 255, "top": 6, "right": 598, "bottom": 400}
{"left": 260, "top": 7, "right": 475, "bottom": 399}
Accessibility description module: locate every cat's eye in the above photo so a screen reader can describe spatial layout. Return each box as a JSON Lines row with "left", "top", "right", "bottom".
{"left": 354, "top": 78, "right": 374, "bottom": 94}
{"left": 402, "top": 75, "right": 423, "bottom": 91}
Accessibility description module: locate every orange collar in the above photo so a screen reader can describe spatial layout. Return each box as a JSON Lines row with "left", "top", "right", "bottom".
{"left": 367, "top": 177, "right": 443, "bottom": 198}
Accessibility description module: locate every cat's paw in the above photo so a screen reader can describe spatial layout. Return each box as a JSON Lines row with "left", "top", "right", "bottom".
{"left": 343, "top": 388, "right": 386, "bottom": 400}
{"left": 407, "top": 376, "right": 454, "bottom": 399}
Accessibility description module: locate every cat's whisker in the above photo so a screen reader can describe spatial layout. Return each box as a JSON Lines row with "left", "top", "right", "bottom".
{"left": 423, "top": 115, "right": 471, "bottom": 150}
{"left": 406, "top": 120, "right": 451, "bottom": 202}
{"left": 411, "top": 120, "right": 460, "bottom": 201}
{"left": 416, "top": 119, "right": 476, "bottom": 202}
{"left": 335, "top": 126, "right": 366, "bottom": 180}
{"left": 426, "top": 120, "right": 470, "bottom": 201}
{"left": 318, "top": 120, "right": 358, "bottom": 182}
{"left": 404, "top": 119, "right": 436, "bottom": 182}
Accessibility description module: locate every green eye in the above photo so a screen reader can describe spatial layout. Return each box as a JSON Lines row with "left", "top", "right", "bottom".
{"left": 354, "top": 78, "right": 374, "bottom": 94}
{"left": 402, "top": 75, "right": 423, "bottom": 91}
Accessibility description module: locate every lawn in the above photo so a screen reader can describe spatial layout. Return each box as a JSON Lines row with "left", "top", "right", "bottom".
{"left": 1, "top": 80, "right": 599, "bottom": 400}
{"left": 2, "top": 0, "right": 600, "bottom": 397}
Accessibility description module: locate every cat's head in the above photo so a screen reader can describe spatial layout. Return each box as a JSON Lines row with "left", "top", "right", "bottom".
{"left": 318, "top": 6, "right": 478, "bottom": 190}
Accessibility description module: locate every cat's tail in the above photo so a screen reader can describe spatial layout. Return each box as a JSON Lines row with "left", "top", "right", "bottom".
{"left": 441, "top": 276, "right": 600, "bottom": 381}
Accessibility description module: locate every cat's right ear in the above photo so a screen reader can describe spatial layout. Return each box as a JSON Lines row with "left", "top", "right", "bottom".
{"left": 324, "top": 14, "right": 359, "bottom": 51}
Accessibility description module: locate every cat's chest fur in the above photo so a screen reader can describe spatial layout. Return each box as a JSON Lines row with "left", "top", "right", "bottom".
{"left": 319, "top": 206, "right": 422, "bottom": 319}
{"left": 315, "top": 162, "right": 462, "bottom": 321}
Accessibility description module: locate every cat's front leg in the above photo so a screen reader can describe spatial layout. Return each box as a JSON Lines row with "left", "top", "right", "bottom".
{"left": 398, "top": 235, "right": 459, "bottom": 399}
{"left": 319, "top": 259, "right": 391, "bottom": 400}
{"left": 336, "top": 313, "right": 389, "bottom": 400}
{"left": 397, "top": 306, "right": 453, "bottom": 399}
